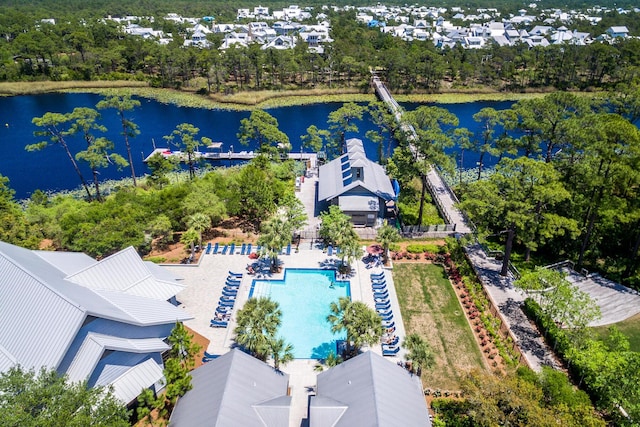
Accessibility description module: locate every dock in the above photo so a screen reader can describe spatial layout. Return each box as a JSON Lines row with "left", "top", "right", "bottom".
{"left": 144, "top": 148, "right": 318, "bottom": 168}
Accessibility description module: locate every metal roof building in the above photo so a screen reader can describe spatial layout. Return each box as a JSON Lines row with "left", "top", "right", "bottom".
{"left": 310, "top": 351, "right": 431, "bottom": 427}
{"left": 0, "top": 240, "right": 192, "bottom": 404}
{"left": 169, "top": 349, "right": 291, "bottom": 427}
{"left": 318, "top": 138, "right": 396, "bottom": 226}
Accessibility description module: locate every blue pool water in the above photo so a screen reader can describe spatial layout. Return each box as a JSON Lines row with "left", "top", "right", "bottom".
{"left": 249, "top": 269, "right": 351, "bottom": 359}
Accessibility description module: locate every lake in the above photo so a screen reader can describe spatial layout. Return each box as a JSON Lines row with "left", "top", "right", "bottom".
{"left": 0, "top": 93, "right": 513, "bottom": 199}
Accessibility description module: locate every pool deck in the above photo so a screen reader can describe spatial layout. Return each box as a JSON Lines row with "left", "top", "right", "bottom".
{"left": 164, "top": 245, "right": 407, "bottom": 427}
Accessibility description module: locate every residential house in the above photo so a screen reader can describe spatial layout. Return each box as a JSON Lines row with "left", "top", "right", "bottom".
{"left": 0, "top": 241, "right": 191, "bottom": 405}
{"left": 606, "top": 26, "right": 629, "bottom": 38}
{"left": 309, "top": 351, "right": 432, "bottom": 427}
{"left": 169, "top": 349, "right": 291, "bottom": 427}
{"left": 317, "top": 138, "right": 396, "bottom": 227}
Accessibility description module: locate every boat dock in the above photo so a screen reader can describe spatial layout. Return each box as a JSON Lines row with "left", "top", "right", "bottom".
{"left": 143, "top": 148, "right": 318, "bottom": 168}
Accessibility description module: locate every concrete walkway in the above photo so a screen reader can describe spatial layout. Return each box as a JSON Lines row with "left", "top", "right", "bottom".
{"left": 464, "top": 244, "right": 560, "bottom": 371}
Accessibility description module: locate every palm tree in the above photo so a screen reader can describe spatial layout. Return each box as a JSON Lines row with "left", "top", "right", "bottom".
{"left": 376, "top": 220, "right": 401, "bottom": 264}
{"left": 234, "top": 297, "right": 282, "bottom": 361}
{"left": 402, "top": 333, "right": 435, "bottom": 376}
{"left": 187, "top": 212, "right": 211, "bottom": 249}
{"left": 338, "top": 236, "right": 362, "bottom": 277}
{"left": 314, "top": 351, "right": 343, "bottom": 372}
{"left": 268, "top": 336, "right": 294, "bottom": 371}
{"left": 257, "top": 215, "right": 290, "bottom": 272}
{"left": 327, "top": 297, "right": 384, "bottom": 358}
{"left": 180, "top": 228, "right": 199, "bottom": 255}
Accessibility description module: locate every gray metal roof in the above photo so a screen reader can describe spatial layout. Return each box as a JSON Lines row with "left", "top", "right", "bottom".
{"left": 311, "top": 351, "right": 431, "bottom": 427}
{"left": 318, "top": 138, "right": 395, "bottom": 203}
{"left": 339, "top": 195, "right": 379, "bottom": 212}
{"left": 66, "top": 333, "right": 169, "bottom": 383}
{"left": 169, "top": 349, "right": 291, "bottom": 427}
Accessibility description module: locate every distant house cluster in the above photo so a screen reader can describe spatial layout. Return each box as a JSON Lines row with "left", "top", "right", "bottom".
{"left": 104, "top": 5, "right": 332, "bottom": 52}
{"left": 355, "top": 4, "right": 636, "bottom": 48}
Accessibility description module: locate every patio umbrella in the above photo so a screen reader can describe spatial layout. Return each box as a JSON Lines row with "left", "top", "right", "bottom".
{"left": 366, "top": 244, "right": 384, "bottom": 255}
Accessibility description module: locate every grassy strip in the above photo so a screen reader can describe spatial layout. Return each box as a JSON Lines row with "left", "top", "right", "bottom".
{"left": 592, "top": 313, "right": 640, "bottom": 352}
{"left": 0, "top": 80, "right": 147, "bottom": 96}
{"left": 393, "top": 263, "right": 486, "bottom": 391}
{"left": 1, "top": 79, "right": 606, "bottom": 109}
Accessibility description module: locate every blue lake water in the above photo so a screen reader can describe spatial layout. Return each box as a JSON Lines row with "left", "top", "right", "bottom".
{"left": 249, "top": 269, "right": 350, "bottom": 359}
{"left": 0, "top": 93, "right": 514, "bottom": 199}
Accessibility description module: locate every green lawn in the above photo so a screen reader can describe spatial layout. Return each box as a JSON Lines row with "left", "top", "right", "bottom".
{"left": 592, "top": 313, "right": 640, "bottom": 352}
{"left": 392, "top": 263, "right": 486, "bottom": 391}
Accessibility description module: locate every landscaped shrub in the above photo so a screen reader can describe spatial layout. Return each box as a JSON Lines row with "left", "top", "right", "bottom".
{"left": 406, "top": 243, "right": 442, "bottom": 254}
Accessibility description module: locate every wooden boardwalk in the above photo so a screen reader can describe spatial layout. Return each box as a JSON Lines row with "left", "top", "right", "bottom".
{"left": 372, "top": 76, "right": 472, "bottom": 234}
{"left": 144, "top": 148, "right": 318, "bottom": 168}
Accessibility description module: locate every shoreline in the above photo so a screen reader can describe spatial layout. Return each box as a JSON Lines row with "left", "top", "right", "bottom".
{"left": 0, "top": 80, "right": 586, "bottom": 110}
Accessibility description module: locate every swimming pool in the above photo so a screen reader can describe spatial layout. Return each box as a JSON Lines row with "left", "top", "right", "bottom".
{"left": 249, "top": 269, "right": 351, "bottom": 359}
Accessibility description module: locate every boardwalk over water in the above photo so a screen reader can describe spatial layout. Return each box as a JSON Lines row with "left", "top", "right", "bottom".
{"left": 372, "top": 75, "right": 560, "bottom": 372}
{"left": 372, "top": 76, "right": 472, "bottom": 234}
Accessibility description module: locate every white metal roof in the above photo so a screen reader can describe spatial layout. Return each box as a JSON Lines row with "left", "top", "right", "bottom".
{"left": 66, "top": 246, "right": 186, "bottom": 301}
{"left": 0, "top": 240, "right": 191, "bottom": 392}
{"left": 34, "top": 250, "right": 96, "bottom": 275}
{"left": 91, "top": 352, "right": 165, "bottom": 404}
{"left": 66, "top": 332, "right": 169, "bottom": 383}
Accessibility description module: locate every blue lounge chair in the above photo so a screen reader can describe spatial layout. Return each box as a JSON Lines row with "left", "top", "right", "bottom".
{"left": 225, "top": 280, "right": 240, "bottom": 287}
{"left": 223, "top": 285, "right": 238, "bottom": 292}
{"left": 222, "top": 290, "right": 238, "bottom": 297}
{"left": 256, "top": 245, "right": 262, "bottom": 253}
{"left": 286, "top": 244, "right": 291, "bottom": 255}
{"left": 379, "top": 313, "right": 394, "bottom": 321}
{"left": 372, "top": 283, "right": 387, "bottom": 290}
{"left": 210, "top": 320, "right": 228, "bottom": 328}
{"left": 205, "top": 242, "right": 212, "bottom": 254}
{"left": 371, "top": 272, "right": 385, "bottom": 279}
{"left": 376, "top": 305, "right": 391, "bottom": 312}
{"left": 219, "top": 296, "right": 235, "bottom": 303}
{"left": 382, "top": 321, "right": 395, "bottom": 329}
{"left": 218, "top": 300, "right": 235, "bottom": 307}
{"left": 204, "top": 351, "right": 218, "bottom": 359}
{"left": 246, "top": 244, "right": 252, "bottom": 253}
{"left": 213, "top": 243, "right": 220, "bottom": 254}
{"left": 228, "top": 271, "right": 243, "bottom": 278}
{"left": 373, "top": 290, "right": 389, "bottom": 298}
{"left": 382, "top": 346, "right": 400, "bottom": 356}
{"left": 372, "top": 279, "right": 387, "bottom": 286}
{"left": 383, "top": 336, "right": 399, "bottom": 346}
{"left": 371, "top": 277, "right": 386, "bottom": 283}
{"left": 327, "top": 245, "right": 333, "bottom": 256}
{"left": 216, "top": 306, "right": 232, "bottom": 314}
{"left": 240, "top": 243, "right": 246, "bottom": 255}
{"left": 375, "top": 297, "right": 389, "bottom": 304}
{"left": 336, "top": 247, "right": 341, "bottom": 254}
{"left": 228, "top": 243, "right": 235, "bottom": 255}
{"left": 221, "top": 245, "right": 228, "bottom": 255}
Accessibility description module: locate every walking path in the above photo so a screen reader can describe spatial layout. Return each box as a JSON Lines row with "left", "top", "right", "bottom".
{"left": 464, "top": 244, "right": 560, "bottom": 371}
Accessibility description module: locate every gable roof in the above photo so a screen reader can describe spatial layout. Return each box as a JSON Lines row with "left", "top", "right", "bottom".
{"left": 169, "top": 349, "right": 291, "bottom": 427}
{"left": 318, "top": 138, "right": 395, "bottom": 203}
{"left": 65, "top": 246, "right": 186, "bottom": 301}
{"left": 0, "top": 241, "right": 190, "bottom": 376}
{"left": 311, "top": 351, "right": 431, "bottom": 427}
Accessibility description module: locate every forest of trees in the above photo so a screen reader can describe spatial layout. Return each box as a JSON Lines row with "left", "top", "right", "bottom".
{"left": 1, "top": 3, "right": 640, "bottom": 93}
